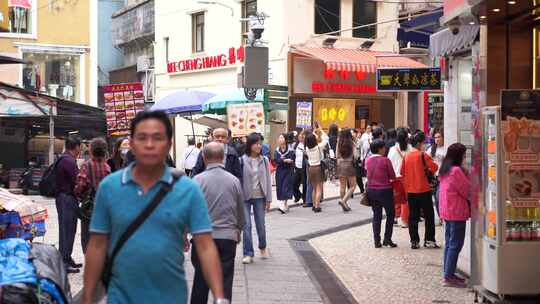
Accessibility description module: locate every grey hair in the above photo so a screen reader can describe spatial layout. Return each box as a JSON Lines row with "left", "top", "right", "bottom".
{"left": 203, "top": 142, "right": 225, "bottom": 162}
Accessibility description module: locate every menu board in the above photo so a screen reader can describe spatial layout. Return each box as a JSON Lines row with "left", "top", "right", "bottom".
{"left": 103, "top": 82, "right": 145, "bottom": 136}
{"left": 227, "top": 103, "right": 265, "bottom": 138}
{"left": 502, "top": 90, "right": 540, "bottom": 209}
{"left": 296, "top": 101, "right": 312, "bottom": 129}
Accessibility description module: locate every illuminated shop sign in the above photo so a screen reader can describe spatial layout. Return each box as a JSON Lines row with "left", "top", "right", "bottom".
{"left": 377, "top": 68, "right": 441, "bottom": 91}
{"left": 167, "top": 46, "right": 245, "bottom": 73}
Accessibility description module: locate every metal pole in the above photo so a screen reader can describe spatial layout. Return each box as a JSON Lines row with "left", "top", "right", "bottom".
{"left": 190, "top": 111, "right": 196, "bottom": 139}
{"left": 48, "top": 104, "right": 54, "bottom": 165}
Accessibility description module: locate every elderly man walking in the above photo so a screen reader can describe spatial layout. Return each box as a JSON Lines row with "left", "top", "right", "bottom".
{"left": 191, "top": 128, "right": 242, "bottom": 181}
{"left": 192, "top": 142, "right": 245, "bottom": 304}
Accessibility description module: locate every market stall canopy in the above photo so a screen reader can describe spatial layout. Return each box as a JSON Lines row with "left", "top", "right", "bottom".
{"left": 0, "top": 55, "right": 28, "bottom": 65}
{"left": 202, "top": 88, "right": 264, "bottom": 115}
{"left": 0, "top": 85, "right": 55, "bottom": 117}
{"left": 191, "top": 115, "right": 228, "bottom": 130}
{"left": 429, "top": 25, "right": 479, "bottom": 57}
{"left": 0, "top": 82, "right": 106, "bottom": 139}
{"left": 151, "top": 90, "right": 215, "bottom": 114}
{"left": 290, "top": 46, "right": 427, "bottom": 73}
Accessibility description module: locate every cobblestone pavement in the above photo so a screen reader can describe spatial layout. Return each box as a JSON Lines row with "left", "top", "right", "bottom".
{"left": 310, "top": 222, "right": 476, "bottom": 304}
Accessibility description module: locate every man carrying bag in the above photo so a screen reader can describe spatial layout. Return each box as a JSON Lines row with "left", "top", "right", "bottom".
{"left": 82, "top": 111, "right": 229, "bottom": 304}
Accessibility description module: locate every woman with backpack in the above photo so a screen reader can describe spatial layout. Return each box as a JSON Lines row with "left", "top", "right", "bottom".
{"left": 438, "top": 143, "right": 470, "bottom": 288}
{"left": 74, "top": 137, "right": 111, "bottom": 253}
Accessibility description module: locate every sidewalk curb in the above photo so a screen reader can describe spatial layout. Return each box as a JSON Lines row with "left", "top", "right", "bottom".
{"left": 290, "top": 217, "right": 373, "bottom": 304}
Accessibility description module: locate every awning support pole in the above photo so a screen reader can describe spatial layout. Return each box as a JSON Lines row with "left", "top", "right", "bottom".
{"left": 48, "top": 104, "right": 54, "bottom": 165}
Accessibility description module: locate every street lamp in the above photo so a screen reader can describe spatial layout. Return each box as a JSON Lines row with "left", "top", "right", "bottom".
{"left": 197, "top": 1, "right": 234, "bottom": 16}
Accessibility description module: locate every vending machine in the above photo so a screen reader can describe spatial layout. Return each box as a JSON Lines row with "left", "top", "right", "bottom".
{"left": 479, "top": 90, "right": 540, "bottom": 298}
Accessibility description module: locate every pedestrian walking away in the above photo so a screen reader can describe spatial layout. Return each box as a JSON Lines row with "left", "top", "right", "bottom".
{"left": 366, "top": 139, "right": 397, "bottom": 248}
{"left": 182, "top": 137, "right": 200, "bottom": 176}
{"left": 336, "top": 129, "right": 356, "bottom": 212}
{"left": 293, "top": 131, "right": 308, "bottom": 205}
{"left": 82, "top": 111, "right": 228, "bottom": 304}
{"left": 191, "top": 127, "right": 243, "bottom": 181}
{"left": 438, "top": 143, "right": 470, "bottom": 288}
{"left": 305, "top": 130, "right": 327, "bottom": 213}
{"left": 401, "top": 131, "right": 440, "bottom": 250}
{"left": 240, "top": 132, "right": 272, "bottom": 265}
{"left": 387, "top": 128, "right": 413, "bottom": 228}
{"left": 192, "top": 142, "right": 246, "bottom": 303}
{"left": 55, "top": 134, "right": 83, "bottom": 274}
{"left": 275, "top": 133, "right": 295, "bottom": 214}
{"left": 74, "top": 137, "right": 111, "bottom": 255}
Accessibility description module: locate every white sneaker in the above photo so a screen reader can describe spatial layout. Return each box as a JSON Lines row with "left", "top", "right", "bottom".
{"left": 260, "top": 248, "right": 269, "bottom": 259}
{"left": 242, "top": 256, "right": 253, "bottom": 264}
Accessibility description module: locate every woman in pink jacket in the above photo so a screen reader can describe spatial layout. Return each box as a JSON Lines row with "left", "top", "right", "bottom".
{"left": 438, "top": 143, "right": 470, "bottom": 288}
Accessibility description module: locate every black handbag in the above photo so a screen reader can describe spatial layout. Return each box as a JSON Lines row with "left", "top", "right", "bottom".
{"left": 78, "top": 162, "right": 96, "bottom": 221}
{"left": 421, "top": 152, "right": 439, "bottom": 191}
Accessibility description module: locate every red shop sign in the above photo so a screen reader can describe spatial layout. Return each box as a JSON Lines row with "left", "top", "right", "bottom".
{"left": 167, "top": 46, "right": 244, "bottom": 73}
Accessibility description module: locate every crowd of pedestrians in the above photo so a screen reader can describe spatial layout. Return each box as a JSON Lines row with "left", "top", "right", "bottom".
{"left": 47, "top": 110, "right": 473, "bottom": 304}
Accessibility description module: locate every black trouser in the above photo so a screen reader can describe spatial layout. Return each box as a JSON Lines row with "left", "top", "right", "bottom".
{"left": 408, "top": 191, "right": 436, "bottom": 244}
{"left": 55, "top": 193, "right": 78, "bottom": 263}
{"left": 368, "top": 188, "right": 395, "bottom": 243}
{"left": 81, "top": 218, "right": 90, "bottom": 254}
{"left": 293, "top": 167, "right": 306, "bottom": 202}
{"left": 185, "top": 169, "right": 193, "bottom": 176}
{"left": 191, "top": 239, "right": 237, "bottom": 303}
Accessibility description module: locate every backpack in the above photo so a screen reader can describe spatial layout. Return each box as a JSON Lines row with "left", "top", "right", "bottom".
{"left": 39, "top": 156, "right": 65, "bottom": 197}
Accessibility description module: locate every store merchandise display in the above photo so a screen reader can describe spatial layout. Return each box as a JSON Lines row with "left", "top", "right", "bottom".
{"left": 0, "top": 188, "right": 47, "bottom": 240}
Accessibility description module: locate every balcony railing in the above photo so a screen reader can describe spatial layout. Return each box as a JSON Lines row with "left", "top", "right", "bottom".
{"left": 111, "top": 0, "right": 154, "bottom": 47}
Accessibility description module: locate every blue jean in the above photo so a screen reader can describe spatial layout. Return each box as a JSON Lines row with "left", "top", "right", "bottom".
{"left": 243, "top": 198, "right": 267, "bottom": 257}
{"left": 443, "top": 220, "right": 466, "bottom": 278}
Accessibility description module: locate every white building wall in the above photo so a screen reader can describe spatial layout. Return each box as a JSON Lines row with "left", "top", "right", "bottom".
{"left": 155, "top": 0, "right": 402, "bottom": 161}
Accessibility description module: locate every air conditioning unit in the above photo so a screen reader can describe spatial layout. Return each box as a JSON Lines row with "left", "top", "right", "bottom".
{"left": 137, "top": 56, "right": 151, "bottom": 72}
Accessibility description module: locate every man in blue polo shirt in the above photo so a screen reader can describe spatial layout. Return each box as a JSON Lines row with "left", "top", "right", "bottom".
{"left": 82, "top": 111, "right": 228, "bottom": 304}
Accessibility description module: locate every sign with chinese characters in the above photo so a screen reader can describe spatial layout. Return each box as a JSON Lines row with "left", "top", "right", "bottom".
{"left": 227, "top": 102, "right": 265, "bottom": 138}
{"left": 376, "top": 68, "right": 441, "bottom": 92}
{"left": 296, "top": 101, "right": 312, "bottom": 129}
{"left": 313, "top": 98, "right": 355, "bottom": 130}
{"left": 167, "top": 46, "right": 245, "bottom": 73}
{"left": 103, "top": 82, "right": 145, "bottom": 136}
{"left": 292, "top": 57, "right": 378, "bottom": 96}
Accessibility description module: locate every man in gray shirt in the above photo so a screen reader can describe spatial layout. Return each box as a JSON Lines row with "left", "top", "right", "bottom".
{"left": 192, "top": 142, "right": 245, "bottom": 304}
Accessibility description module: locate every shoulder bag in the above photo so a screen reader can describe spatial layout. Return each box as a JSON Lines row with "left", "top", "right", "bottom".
{"left": 421, "top": 152, "right": 438, "bottom": 191}
{"left": 101, "top": 170, "right": 184, "bottom": 289}
{"left": 78, "top": 161, "right": 96, "bottom": 221}
{"left": 359, "top": 157, "right": 378, "bottom": 207}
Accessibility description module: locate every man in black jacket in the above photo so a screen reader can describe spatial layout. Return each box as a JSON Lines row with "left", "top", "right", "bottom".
{"left": 191, "top": 128, "right": 242, "bottom": 181}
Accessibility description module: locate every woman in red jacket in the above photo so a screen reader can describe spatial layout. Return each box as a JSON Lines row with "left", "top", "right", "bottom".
{"left": 438, "top": 143, "right": 470, "bottom": 288}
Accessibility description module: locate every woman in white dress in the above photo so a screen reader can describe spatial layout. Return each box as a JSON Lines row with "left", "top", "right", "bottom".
{"left": 387, "top": 128, "right": 413, "bottom": 228}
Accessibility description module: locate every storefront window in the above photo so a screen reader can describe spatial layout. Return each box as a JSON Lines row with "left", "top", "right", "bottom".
{"left": 0, "top": 0, "right": 35, "bottom": 35}
{"left": 457, "top": 58, "right": 473, "bottom": 167}
{"left": 22, "top": 53, "right": 81, "bottom": 102}
{"left": 427, "top": 94, "right": 444, "bottom": 131}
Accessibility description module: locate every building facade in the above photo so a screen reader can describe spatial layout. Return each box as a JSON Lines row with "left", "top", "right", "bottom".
{"left": 0, "top": 0, "right": 98, "bottom": 106}
{"left": 109, "top": 0, "right": 155, "bottom": 103}
{"left": 155, "top": 0, "right": 425, "bottom": 161}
